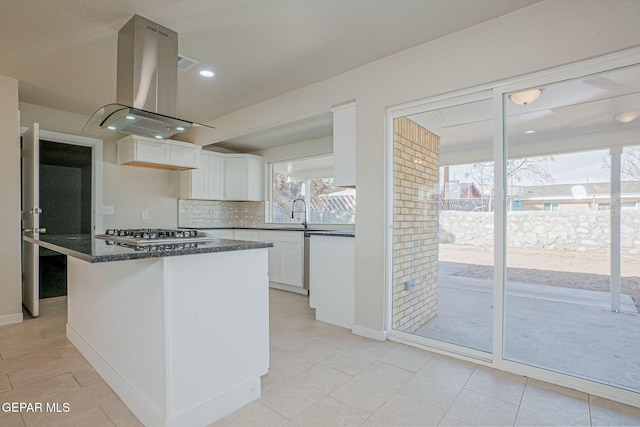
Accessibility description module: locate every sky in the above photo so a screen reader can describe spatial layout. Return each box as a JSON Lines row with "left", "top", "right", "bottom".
{"left": 546, "top": 150, "right": 611, "bottom": 185}
{"left": 446, "top": 149, "right": 614, "bottom": 187}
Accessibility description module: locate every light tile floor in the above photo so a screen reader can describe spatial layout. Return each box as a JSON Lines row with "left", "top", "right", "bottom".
{"left": 0, "top": 297, "right": 142, "bottom": 427}
{"left": 216, "top": 289, "right": 640, "bottom": 427}
{"left": 1, "top": 291, "right": 639, "bottom": 427}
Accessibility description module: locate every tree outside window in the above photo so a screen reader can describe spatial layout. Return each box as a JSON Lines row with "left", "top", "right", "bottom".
{"left": 270, "top": 164, "right": 356, "bottom": 225}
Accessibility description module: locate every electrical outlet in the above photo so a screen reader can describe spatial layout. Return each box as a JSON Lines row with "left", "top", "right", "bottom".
{"left": 102, "top": 205, "right": 114, "bottom": 215}
{"left": 141, "top": 210, "right": 149, "bottom": 220}
{"left": 404, "top": 279, "right": 416, "bottom": 292}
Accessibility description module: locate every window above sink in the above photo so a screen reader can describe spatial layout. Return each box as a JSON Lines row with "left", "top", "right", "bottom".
{"left": 267, "top": 155, "right": 356, "bottom": 225}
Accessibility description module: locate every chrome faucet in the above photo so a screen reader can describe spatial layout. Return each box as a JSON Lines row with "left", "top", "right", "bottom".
{"left": 291, "top": 198, "right": 307, "bottom": 231}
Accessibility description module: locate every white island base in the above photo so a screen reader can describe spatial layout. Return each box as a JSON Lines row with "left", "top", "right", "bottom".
{"left": 66, "top": 248, "right": 269, "bottom": 427}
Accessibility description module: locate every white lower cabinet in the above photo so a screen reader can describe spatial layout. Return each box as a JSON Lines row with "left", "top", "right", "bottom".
{"left": 234, "top": 230, "right": 261, "bottom": 241}
{"left": 266, "top": 245, "right": 281, "bottom": 284}
{"left": 257, "top": 230, "right": 304, "bottom": 293}
{"left": 203, "top": 229, "right": 234, "bottom": 239}
{"left": 309, "top": 235, "right": 355, "bottom": 329}
{"left": 203, "top": 229, "right": 306, "bottom": 294}
{"left": 279, "top": 242, "right": 303, "bottom": 285}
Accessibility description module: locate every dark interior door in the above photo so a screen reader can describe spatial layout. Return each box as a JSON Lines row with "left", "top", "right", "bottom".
{"left": 39, "top": 140, "right": 92, "bottom": 298}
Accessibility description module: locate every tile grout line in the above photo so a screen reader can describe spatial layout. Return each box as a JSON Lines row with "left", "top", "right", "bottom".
{"left": 435, "top": 363, "right": 480, "bottom": 426}
{"left": 512, "top": 376, "right": 529, "bottom": 426}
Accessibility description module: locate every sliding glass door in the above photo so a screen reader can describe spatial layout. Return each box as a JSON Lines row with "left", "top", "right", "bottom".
{"left": 391, "top": 94, "right": 495, "bottom": 354}
{"left": 390, "top": 58, "right": 640, "bottom": 397}
{"left": 503, "top": 65, "right": 640, "bottom": 393}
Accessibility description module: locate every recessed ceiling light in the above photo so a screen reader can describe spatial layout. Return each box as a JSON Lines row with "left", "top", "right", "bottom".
{"left": 125, "top": 115, "right": 135, "bottom": 120}
{"left": 176, "top": 126, "right": 185, "bottom": 131}
{"left": 154, "top": 135, "right": 163, "bottom": 139}
{"left": 107, "top": 126, "right": 116, "bottom": 130}
{"left": 525, "top": 130, "right": 536, "bottom": 134}
{"left": 199, "top": 70, "right": 215, "bottom": 78}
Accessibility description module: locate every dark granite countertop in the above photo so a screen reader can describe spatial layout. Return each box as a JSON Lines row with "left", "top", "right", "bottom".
{"left": 24, "top": 234, "right": 272, "bottom": 263}
{"left": 305, "top": 230, "right": 355, "bottom": 238}
{"left": 198, "top": 227, "right": 356, "bottom": 234}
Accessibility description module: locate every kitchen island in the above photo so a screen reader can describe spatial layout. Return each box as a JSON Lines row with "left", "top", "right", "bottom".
{"left": 24, "top": 233, "right": 272, "bottom": 427}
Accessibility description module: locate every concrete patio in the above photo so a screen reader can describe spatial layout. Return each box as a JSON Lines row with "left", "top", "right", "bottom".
{"left": 414, "top": 261, "right": 640, "bottom": 394}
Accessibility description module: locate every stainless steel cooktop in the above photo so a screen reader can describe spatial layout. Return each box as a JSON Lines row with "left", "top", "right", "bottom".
{"left": 95, "top": 228, "right": 216, "bottom": 245}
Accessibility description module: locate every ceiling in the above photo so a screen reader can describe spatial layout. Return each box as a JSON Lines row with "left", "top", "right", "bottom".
{"left": 0, "top": 0, "right": 540, "bottom": 150}
{"left": 410, "top": 64, "right": 640, "bottom": 166}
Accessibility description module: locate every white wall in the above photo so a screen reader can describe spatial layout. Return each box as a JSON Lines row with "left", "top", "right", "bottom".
{"left": 19, "top": 103, "right": 180, "bottom": 230}
{"left": 204, "top": 0, "right": 640, "bottom": 336}
{"left": 0, "top": 75, "right": 22, "bottom": 324}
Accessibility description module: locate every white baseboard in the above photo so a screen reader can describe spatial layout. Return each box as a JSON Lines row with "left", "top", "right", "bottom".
{"left": 166, "top": 378, "right": 261, "bottom": 427}
{"left": 352, "top": 324, "right": 387, "bottom": 341}
{"left": 269, "top": 282, "right": 309, "bottom": 295}
{"left": 67, "top": 323, "right": 262, "bottom": 426}
{"left": 66, "top": 324, "right": 165, "bottom": 426}
{"left": 0, "top": 312, "right": 23, "bottom": 326}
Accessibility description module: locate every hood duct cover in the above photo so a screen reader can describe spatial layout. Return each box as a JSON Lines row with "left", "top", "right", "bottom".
{"left": 83, "top": 15, "right": 214, "bottom": 143}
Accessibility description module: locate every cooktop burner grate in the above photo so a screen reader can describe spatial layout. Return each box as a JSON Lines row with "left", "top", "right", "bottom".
{"left": 96, "top": 228, "right": 214, "bottom": 245}
{"left": 105, "top": 228, "right": 200, "bottom": 239}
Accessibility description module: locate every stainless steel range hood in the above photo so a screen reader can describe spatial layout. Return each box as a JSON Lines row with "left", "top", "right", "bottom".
{"left": 83, "top": 15, "right": 214, "bottom": 143}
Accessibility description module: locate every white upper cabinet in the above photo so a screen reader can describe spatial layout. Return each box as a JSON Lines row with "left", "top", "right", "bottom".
{"left": 117, "top": 135, "right": 200, "bottom": 171}
{"left": 180, "top": 152, "right": 262, "bottom": 201}
{"left": 224, "top": 154, "right": 262, "bottom": 201}
{"left": 180, "top": 151, "right": 224, "bottom": 199}
{"left": 207, "top": 153, "right": 225, "bottom": 200}
{"left": 331, "top": 101, "right": 356, "bottom": 187}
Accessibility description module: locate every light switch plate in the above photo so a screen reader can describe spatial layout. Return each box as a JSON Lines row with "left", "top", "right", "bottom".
{"left": 141, "top": 210, "right": 149, "bottom": 220}
{"left": 102, "top": 205, "right": 114, "bottom": 215}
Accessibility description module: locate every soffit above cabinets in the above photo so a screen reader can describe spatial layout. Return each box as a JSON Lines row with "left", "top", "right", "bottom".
{"left": 272, "top": 155, "right": 334, "bottom": 180}
{"left": 209, "top": 113, "right": 333, "bottom": 153}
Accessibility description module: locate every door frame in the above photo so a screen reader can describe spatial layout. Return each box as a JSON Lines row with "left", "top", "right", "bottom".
{"left": 20, "top": 127, "right": 104, "bottom": 233}
{"left": 21, "top": 124, "right": 40, "bottom": 316}
{"left": 384, "top": 46, "right": 640, "bottom": 408}
{"left": 20, "top": 127, "right": 103, "bottom": 316}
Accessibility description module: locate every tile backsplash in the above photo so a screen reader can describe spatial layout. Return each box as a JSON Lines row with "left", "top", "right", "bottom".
{"left": 178, "top": 199, "right": 266, "bottom": 228}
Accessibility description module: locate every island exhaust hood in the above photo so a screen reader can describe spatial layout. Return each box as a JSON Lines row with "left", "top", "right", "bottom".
{"left": 83, "top": 15, "right": 214, "bottom": 143}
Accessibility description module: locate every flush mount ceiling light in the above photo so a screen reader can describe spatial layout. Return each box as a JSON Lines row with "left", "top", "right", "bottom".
{"left": 199, "top": 70, "right": 215, "bottom": 78}
{"left": 509, "top": 89, "right": 543, "bottom": 105}
{"left": 614, "top": 111, "right": 640, "bottom": 123}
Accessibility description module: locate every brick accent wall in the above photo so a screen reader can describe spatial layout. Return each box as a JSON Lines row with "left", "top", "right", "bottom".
{"left": 392, "top": 117, "right": 440, "bottom": 333}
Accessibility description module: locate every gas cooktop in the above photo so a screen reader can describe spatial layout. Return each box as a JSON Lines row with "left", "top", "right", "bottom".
{"left": 95, "top": 228, "right": 216, "bottom": 245}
